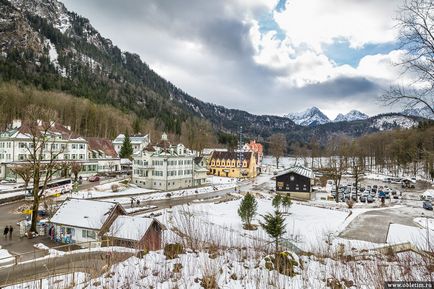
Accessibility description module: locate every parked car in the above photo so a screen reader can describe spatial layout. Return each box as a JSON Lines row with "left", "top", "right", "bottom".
{"left": 367, "top": 195, "right": 374, "bottom": 203}
{"left": 423, "top": 200, "right": 433, "bottom": 211}
{"left": 0, "top": 178, "right": 16, "bottom": 184}
{"left": 88, "top": 175, "right": 100, "bottom": 182}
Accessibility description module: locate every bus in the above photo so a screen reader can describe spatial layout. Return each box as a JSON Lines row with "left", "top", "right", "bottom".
{"left": 25, "top": 178, "right": 72, "bottom": 199}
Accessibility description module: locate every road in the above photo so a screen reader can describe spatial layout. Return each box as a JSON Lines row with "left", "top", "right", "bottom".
{"left": 0, "top": 250, "right": 134, "bottom": 287}
{"left": 339, "top": 206, "right": 430, "bottom": 243}
{"left": 123, "top": 181, "right": 255, "bottom": 214}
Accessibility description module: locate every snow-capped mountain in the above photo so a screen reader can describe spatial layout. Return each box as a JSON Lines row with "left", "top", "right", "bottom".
{"left": 285, "top": 107, "right": 330, "bottom": 126}
{"left": 334, "top": 110, "right": 369, "bottom": 122}
{"left": 402, "top": 107, "right": 434, "bottom": 120}
{"left": 370, "top": 114, "right": 418, "bottom": 131}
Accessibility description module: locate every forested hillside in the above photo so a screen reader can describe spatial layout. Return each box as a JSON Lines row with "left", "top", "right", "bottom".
{"left": 0, "top": 0, "right": 428, "bottom": 149}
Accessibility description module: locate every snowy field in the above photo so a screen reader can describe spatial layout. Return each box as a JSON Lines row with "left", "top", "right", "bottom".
{"left": 168, "top": 198, "right": 364, "bottom": 252}
{"left": 387, "top": 218, "right": 434, "bottom": 251}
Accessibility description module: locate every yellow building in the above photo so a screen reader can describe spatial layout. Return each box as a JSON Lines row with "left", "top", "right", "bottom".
{"left": 208, "top": 151, "right": 257, "bottom": 178}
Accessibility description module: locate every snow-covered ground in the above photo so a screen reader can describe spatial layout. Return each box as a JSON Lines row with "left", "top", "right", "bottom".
{"left": 167, "top": 198, "right": 364, "bottom": 252}
{"left": 387, "top": 217, "right": 434, "bottom": 251}
{"left": 59, "top": 180, "right": 155, "bottom": 200}
{"left": 9, "top": 247, "right": 431, "bottom": 289}
{"left": 102, "top": 183, "right": 237, "bottom": 205}
{"left": 0, "top": 248, "right": 14, "bottom": 265}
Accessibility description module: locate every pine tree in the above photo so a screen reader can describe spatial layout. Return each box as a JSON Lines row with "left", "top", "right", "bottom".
{"left": 260, "top": 210, "right": 287, "bottom": 253}
{"left": 237, "top": 193, "right": 258, "bottom": 230}
{"left": 119, "top": 133, "right": 134, "bottom": 159}
{"left": 272, "top": 194, "right": 282, "bottom": 210}
{"left": 281, "top": 195, "right": 292, "bottom": 213}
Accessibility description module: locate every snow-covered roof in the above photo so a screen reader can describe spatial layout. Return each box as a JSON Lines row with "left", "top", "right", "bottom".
{"left": 276, "top": 165, "right": 315, "bottom": 179}
{"left": 120, "top": 158, "right": 132, "bottom": 165}
{"left": 108, "top": 216, "right": 163, "bottom": 241}
{"left": 50, "top": 199, "right": 122, "bottom": 230}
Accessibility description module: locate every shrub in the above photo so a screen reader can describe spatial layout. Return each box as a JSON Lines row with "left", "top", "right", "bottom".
{"left": 164, "top": 243, "right": 184, "bottom": 259}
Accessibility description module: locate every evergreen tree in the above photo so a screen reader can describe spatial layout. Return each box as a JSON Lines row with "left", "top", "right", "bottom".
{"left": 272, "top": 194, "right": 282, "bottom": 210}
{"left": 119, "top": 133, "right": 134, "bottom": 159}
{"left": 260, "top": 210, "right": 287, "bottom": 253}
{"left": 281, "top": 195, "right": 292, "bottom": 213}
{"left": 237, "top": 193, "right": 258, "bottom": 230}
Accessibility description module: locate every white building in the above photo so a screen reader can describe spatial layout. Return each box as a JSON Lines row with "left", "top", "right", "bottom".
{"left": 49, "top": 198, "right": 126, "bottom": 247}
{"left": 0, "top": 120, "right": 126, "bottom": 180}
{"left": 0, "top": 120, "right": 88, "bottom": 180}
{"left": 113, "top": 133, "right": 150, "bottom": 155}
{"left": 132, "top": 133, "right": 208, "bottom": 190}
{"left": 83, "top": 137, "right": 122, "bottom": 176}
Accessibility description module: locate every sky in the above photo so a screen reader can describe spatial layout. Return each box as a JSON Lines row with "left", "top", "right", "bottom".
{"left": 62, "top": 0, "right": 411, "bottom": 119}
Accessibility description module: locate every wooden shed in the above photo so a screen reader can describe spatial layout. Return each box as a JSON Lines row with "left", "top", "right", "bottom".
{"left": 108, "top": 216, "right": 165, "bottom": 251}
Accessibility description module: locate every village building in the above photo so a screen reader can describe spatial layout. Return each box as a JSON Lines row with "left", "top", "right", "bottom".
{"left": 132, "top": 133, "right": 207, "bottom": 190}
{"left": 49, "top": 198, "right": 126, "bottom": 247}
{"left": 275, "top": 166, "right": 315, "bottom": 201}
{"left": 108, "top": 216, "right": 165, "bottom": 251}
{"left": 242, "top": 140, "right": 264, "bottom": 167}
{"left": 83, "top": 137, "right": 122, "bottom": 176}
{"left": 113, "top": 133, "right": 150, "bottom": 155}
{"left": 0, "top": 119, "right": 88, "bottom": 180}
{"left": 208, "top": 151, "right": 257, "bottom": 178}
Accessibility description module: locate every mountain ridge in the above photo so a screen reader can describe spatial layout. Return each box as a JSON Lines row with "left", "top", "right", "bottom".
{"left": 0, "top": 0, "right": 429, "bottom": 145}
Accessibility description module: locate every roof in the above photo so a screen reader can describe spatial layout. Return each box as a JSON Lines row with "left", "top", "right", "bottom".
{"left": 50, "top": 199, "right": 123, "bottom": 230}
{"left": 3, "top": 120, "right": 84, "bottom": 141}
{"left": 194, "top": 156, "right": 204, "bottom": 165}
{"left": 86, "top": 137, "right": 118, "bottom": 158}
{"left": 108, "top": 216, "right": 164, "bottom": 241}
{"left": 113, "top": 134, "right": 149, "bottom": 144}
{"left": 276, "top": 166, "right": 315, "bottom": 179}
{"left": 210, "top": 151, "right": 252, "bottom": 163}
{"left": 246, "top": 140, "right": 263, "bottom": 154}
{"left": 202, "top": 148, "right": 228, "bottom": 155}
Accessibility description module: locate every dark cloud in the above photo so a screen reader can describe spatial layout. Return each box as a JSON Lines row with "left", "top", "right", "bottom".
{"left": 61, "top": 0, "right": 396, "bottom": 118}
{"left": 299, "top": 77, "right": 379, "bottom": 99}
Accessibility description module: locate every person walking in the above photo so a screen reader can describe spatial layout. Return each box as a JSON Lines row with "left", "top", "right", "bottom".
{"left": 3, "top": 226, "right": 9, "bottom": 239}
{"left": 8, "top": 225, "right": 13, "bottom": 240}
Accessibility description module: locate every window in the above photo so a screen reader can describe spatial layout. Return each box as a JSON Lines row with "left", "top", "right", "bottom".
{"left": 82, "top": 230, "right": 96, "bottom": 239}
{"left": 71, "top": 144, "right": 77, "bottom": 149}
{"left": 79, "top": 144, "right": 85, "bottom": 149}
{"left": 19, "top": 142, "right": 26, "bottom": 148}
{"left": 290, "top": 175, "right": 295, "bottom": 181}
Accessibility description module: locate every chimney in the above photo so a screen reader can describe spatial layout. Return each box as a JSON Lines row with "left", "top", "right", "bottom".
{"left": 11, "top": 119, "right": 22, "bottom": 129}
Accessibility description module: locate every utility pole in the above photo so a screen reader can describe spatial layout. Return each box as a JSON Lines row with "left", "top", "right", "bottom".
{"left": 238, "top": 126, "right": 243, "bottom": 179}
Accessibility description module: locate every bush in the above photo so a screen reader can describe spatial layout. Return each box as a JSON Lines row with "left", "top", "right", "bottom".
{"left": 163, "top": 243, "right": 184, "bottom": 259}
{"left": 200, "top": 275, "right": 218, "bottom": 289}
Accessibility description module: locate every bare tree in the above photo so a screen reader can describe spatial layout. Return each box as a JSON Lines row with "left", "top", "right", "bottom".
{"left": 70, "top": 162, "right": 82, "bottom": 181}
{"left": 382, "top": 0, "right": 434, "bottom": 115}
{"left": 269, "top": 133, "right": 287, "bottom": 169}
{"left": 9, "top": 163, "right": 33, "bottom": 189}
{"left": 21, "top": 106, "right": 71, "bottom": 233}
{"left": 323, "top": 136, "right": 350, "bottom": 203}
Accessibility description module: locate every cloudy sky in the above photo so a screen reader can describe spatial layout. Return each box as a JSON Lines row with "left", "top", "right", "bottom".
{"left": 62, "top": 0, "right": 409, "bottom": 119}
